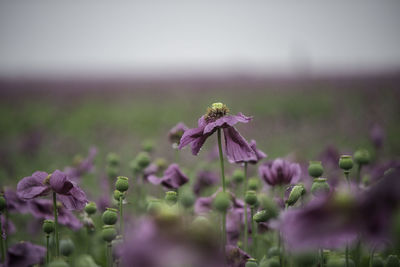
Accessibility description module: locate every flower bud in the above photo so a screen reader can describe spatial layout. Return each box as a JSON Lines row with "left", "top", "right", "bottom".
{"left": 245, "top": 258, "right": 258, "bottom": 267}
{"left": 232, "top": 169, "right": 245, "bottom": 184}
{"left": 48, "top": 259, "right": 70, "bottom": 267}
{"left": 308, "top": 161, "right": 324, "bottom": 178}
{"left": 311, "top": 178, "right": 330, "bottom": 197}
{"left": 147, "top": 199, "right": 162, "bottom": 214}
{"left": 102, "top": 208, "right": 118, "bottom": 225}
{"left": 42, "top": 219, "right": 55, "bottom": 234}
{"left": 107, "top": 153, "right": 120, "bottom": 167}
{"left": 136, "top": 152, "right": 151, "bottom": 169}
{"left": 84, "top": 202, "right": 97, "bottom": 215}
{"left": 0, "top": 195, "right": 6, "bottom": 212}
{"left": 245, "top": 190, "right": 258, "bottom": 206}
{"left": 115, "top": 176, "right": 129, "bottom": 192}
{"left": 180, "top": 191, "right": 195, "bottom": 209}
{"left": 106, "top": 165, "right": 119, "bottom": 179}
{"left": 253, "top": 210, "right": 269, "bottom": 223}
{"left": 165, "top": 191, "right": 178, "bottom": 206}
{"left": 386, "top": 255, "right": 400, "bottom": 267}
{"left": 142, "top": 139, "right": 154, "bottom": 153}
{"left": 339, "top": 155, "right": 353, "bottom": 171}
{"left": 113, "top": 190, "right": 125, "bottom": 201}
{"left": 286, "top": 184, "right": 306, "bottom": 206}
{"left": 354, "top": 149, "right": 370, "bottom": 165}
{"left": 213, "top": 192, "right": 231, "bottom": 212}
{"left": 60, "top": 239, "right": 74, "bottom": 257}
{"left": 248, "top": 177, "right": 260, "bottom": 191}
{"left": 101, "top": 225, "right": 117, "bottom": 242}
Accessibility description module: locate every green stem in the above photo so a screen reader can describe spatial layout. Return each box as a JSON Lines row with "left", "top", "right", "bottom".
{"left": 356, "top": 164, "right": 362, "bottom": 185}
{"left": 119, "top": 196, "right": 123, "bottom": 236}
{"left": 251, "top": 207, "right": 256, "bottom": 257}
{"left": 369, "top": 246, "right": 376, "bottom": 267}
{"left": 217, "top": 129, "right": 226, "bottom": 192}
{"left": 46, "top": 234, "right": 50, "bottom": 264}
{"left": 345, "top": 244, "right": 349, "bottom": 267}
{"left": 52, "top": 192, "right": 59, "bottom": 257}
{"left": 0, "top": 215, "right": 5, "bottom": 263}
{"left": 320, "top": 248, "right": 324, "bottom": 267}
{"left": 243, "top": 162, "right": 248, "bottom": 253}
{"left": 107, "top": 242, "right": 112, "bottom": 267}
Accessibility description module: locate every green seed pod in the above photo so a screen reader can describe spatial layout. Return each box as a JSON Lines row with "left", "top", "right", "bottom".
{"left": 142, "top": 140, "right": 155, "bottom": 153}
{"left": 101, "top": 225, "right": 117, "bottom": 242}
{"left": 372, "top": 257, "right": 384, "bottom": 267}
{"left": 180, "top": 191, "right": 195, "bottom": 209}
{"left": 84, "top": 202, "right": 97, "bottom": 215}
{"left": 308, "top": 161, "right": 324, "bottom": 178}
{"left": 354, "top": 149, "right": 370, "bottom": 165}
{"left": 147, "top": 199, "right": 163, "bottom": 214}
{"left": 115, "top": 176, "right": 129, "bottom": 192}
{"left": 311, "top": 178, "right": 330, "bottom": 197}
{"left": 155, "top": 158, "right": 167, "bottom": 170}
{"left": 136, "top": 152, "right": 151, "bottom": 169}
{"left": 48, "top": 259, "right": 70, "bottom": 267}
{"left": 0, "top": 195, "right": 6, "bottom": 212}
{"left": 113, "top": 190, "right": 125, "bottom": 201}
{"left": 102, "top": 208, "right": 118, "bottom": 225}
{"left": 248, "top": 177, "right": 260, "bottom": 191}
{"left": 42, "top": 219, "right": 55, "bottom": 234}
{"left": 245, "top": 258, "right": 258, "bottom": 267}
{"left": 106, "top": 165, "right": 119, "bottom": 179}
{"left": 107, "top": 153, "right": 120, "bottom": 167}
{"left": 213, "top": 192, "right": 231, "bottom": 212}
{"left": 253, "top": 210, "right": 269, "bottom": 223}
{"left": 129, "top": 159, "right": 141, "bottom": 175}
{"left": 165, "top": 191, "right": 178, "bottom": 206}
{"left": 286, "top": 184, "right": 306, "bottom": 206}
{"left": 259, "top": 195, "right": 279, "bottom": 220}
{"left": 386, "top": 255, "right": 400, "bottom": 267}
{"left": 232, "top": 169, "right": 245, "bottom": 184}
{"left": 339, "top": 155, "right": 353, "bottom": 171}
{"left": 60, "top": 239, "right": 75, "bottom": 257}
{"left": 245, "top": 190, "right": 258, "bottom": 206}
{"left": 75, "top": 255, "right": 98, "bottom": 267}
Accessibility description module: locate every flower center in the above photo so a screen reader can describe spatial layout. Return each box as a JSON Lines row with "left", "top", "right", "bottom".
{"left": 44, "top": 174, "right": 52, "bottom": 185}
{"left": 205, "top": 102, "right": 229, "bottom": 122}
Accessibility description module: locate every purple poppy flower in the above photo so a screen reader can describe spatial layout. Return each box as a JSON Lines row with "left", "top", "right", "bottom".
{"left": 318, "top": 145, "right": 340, "bottom": 169}
{"left": 178, "top": 103, "right": 257, "bottom": 163}
{"left": 1, "top": 215, "right": 16, "bottom": 239}
{"left": 4, "top": 189, "right": 30, "bottom": 214}
{"left": 28, "top": 199, "right": 83, "bottom": 230}
{"left": 6, "top": 241, "right": 46, "bottom": 267}
{"left": 17, "top": 170, "right": 88, "bottom": 210}
{"left": 259, "top": 159, "right": 301, "bottom": 186}
{"left": 168, "top": 122, "right": 188, "bottom": 147}
{"left": 369, "top": 123, "right": 384, "bottom": 149}
{"left": 64, "top": 147, "right": 97, "bottom": 180}
{"left": 193, "top": 170, "right": 219, "bottom": 196}
{"left": 148, "top": 164, "right": 189, "bottom": 190}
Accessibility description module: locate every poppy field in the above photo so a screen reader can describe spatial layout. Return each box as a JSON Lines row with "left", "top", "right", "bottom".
{"left": 0, "top": 84, "right": 400, "bottom": 267}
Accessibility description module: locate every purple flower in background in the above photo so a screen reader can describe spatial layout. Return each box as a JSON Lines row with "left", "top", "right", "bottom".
{"left": 6, "top": 241, "right": 46, "bottom": 267}
{"left": 17, "top": 170, "right": 88, "bottom": 210}
{"left": 4, "top": 189, "right": 30, "bottom": 214}
{"left": 318, "top": 145, "right": 340, "bottom": 169}
{"left": 193, "top": 170, "right": 219, "bottom": 196}
{"left": 148, "top": 164, "right": 189, "bottom": 190}
{"left": 259, "top": 159, "right": 301, "bottom": 186}
{"left": 64, "top": 147, "right": 97, "bottom": 180}
{"left": 179, "top": 103, "right": 257, "bottom": 163}
{"left": 28, "top": 199, "right": 83, "bottom": 230}
{"left": 168, "top": 122, "right": 188, "bottom": 147}
{"left": 1, "top": 215, "right": 16, "bottom": 238}
{"left": 369, "top": 123, "right": 385, "bottom": 149}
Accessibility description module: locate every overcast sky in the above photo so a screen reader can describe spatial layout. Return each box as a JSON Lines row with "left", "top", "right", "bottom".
{"left": 1, "top": 1, "right": 400, "bottom": 78}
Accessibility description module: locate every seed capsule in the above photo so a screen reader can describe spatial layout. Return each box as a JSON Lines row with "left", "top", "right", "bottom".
{"left": 339, "top": 155, "right": 354, "bottom": 171}
{"left": 60, "top": 239, "right": 75, "bottom": 257}
{"left": 248, "top": 177, "right": 260, "bottom": 191}
{"left": 308, "top": 161, "right": 324, "bottom": 178}
{"left": 107, "top": 153, "right": 120, "bottom": 167}
{"left": 311, "top": 178, "right": 330, "bottom": 196}
{"left": 101, "top": 225, "right": 117, "bottom": 242}
{"left": 102, "top": 208, "right": 118, "bottom": 225}
{"left": 84, "top": 202, "right": 97, "bottom": 215}
{"left": 213, "top": 192, "right": 230, "bottom": 212}
{"left": 245, "top": 258, "right": 258, "bottom": 267}
{"left": 42, "top": 219, "right": 55, "bottom": 234}
{"left": 115, "top": 176, "right": 129, "bottom": 192}
{"left": 354, "top": 149, "right": 371, "bottom": 165}
{"left": 165, "top": 191, "right": 178, "bottom": 206}
{"left": 245, "top": 190, "right": 258, "bottom": 206}
{"left": 136, "top": 152, "right": 151, "bottom": 169}
{"left": 232, "top": 169, "right": 245, "bottom": 184}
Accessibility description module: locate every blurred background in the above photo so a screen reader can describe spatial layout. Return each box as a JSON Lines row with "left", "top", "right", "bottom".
{"left": 0, "top": 1, "right": 400, "bottom": 182}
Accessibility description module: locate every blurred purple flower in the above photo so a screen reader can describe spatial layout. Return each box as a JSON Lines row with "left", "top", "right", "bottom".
{"left": 318, "top": 145, "right": 340, "bottom": 169}
{"left": 369, "top": 123, "right": 384, "bottom": 149}
{"left": 64, "top": 147, "right": 97, "bottom": 180}
{"left": 17, "top": 170, "right": 88, "bottom": 210}
{"left": 6, "top": 241, "right": 45, "bottom": 267}
{"left": 259, "top": 159, "right": 301, "bottom": 186}
{"left": 148, "top": 164, "right": 189, "bottom": 190}
{"left": 1, "top": 215, "right": 16, "bottom": 239}
{"left": 96, "top": 176, "right": 111, "bottom": 212}
{"left": 142, "top": 163, "right": 159, "bottom": 182}
{"left": 4, "top": 189, "right": 30, "bottom": 214}
{"left": 193, "top": 170, "right": 219, "bottom": 196}
{"left": 168, "top": 122, "right": 188, "bottom": 146}
{"left": 179, "top": 103, "right": 257, "bottom": 163}
{"left": 28, "top": 198, "right": 83, "bottom": 230}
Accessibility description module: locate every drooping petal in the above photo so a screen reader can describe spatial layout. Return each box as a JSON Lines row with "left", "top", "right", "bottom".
{"left": 57, "top": 192, "right": 87, "bottom": 211}
{"left": 148, "top": 164, "right": 189, "bottom": 190}
{"left": 178, "top": 119, "right": 213, "bottom": 155}
{"left": 203, "top": 113, "right": 252, "bottom": 134}
{"left": 147, "top": 175, "right": 162, "bottom": 185}
{"left": 49, "top": 170, "right": 73, "bottom": 194}
{"left": 223, "top": 127, "right": 257, "bottom": 163}
{"left": 249, "top": 139, "right": 267, "bottom": 164}
{"left": 17, "top": 171, "right": 50, "bottom": 200}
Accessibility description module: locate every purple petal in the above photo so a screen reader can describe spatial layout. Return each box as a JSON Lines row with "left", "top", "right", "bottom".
{"left": 223, "top": 127, "right": 257, "bottom": 163}
{"left": 7, "top": 241, "right": 46, "bottom": 267}
{"left": 49, "top": 170, "right": 73, "bottom": 194}
{"left": 203, "top": 113, "right": 252, "bottom": 134}
{"left": 4, "top": 189, "right": 30, "bottom": 214}
{"left": 249, "top": 139, "right": 267, "bottom": 164}
{"left": 17, "top": 171, "right": 50, "bottom": 200}
{"left": 148, "top": 175, "right": 162, "bottom": 185}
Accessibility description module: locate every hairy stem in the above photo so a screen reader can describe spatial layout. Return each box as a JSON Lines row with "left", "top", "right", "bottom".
{"left": 217, "top": 129, "right": 226, "bottom": 192}
{"left": 52, "top": 192, "right": 59, "bottom": 256}
{"left": 243, "top": 162, "right": 248, "bottom": 252}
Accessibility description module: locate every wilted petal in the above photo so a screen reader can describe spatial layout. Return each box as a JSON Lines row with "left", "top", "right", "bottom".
{"left": 223, "top": 127, "right": 257, "bottom": 163}
{"left": 17, "top": 171, "right": 50, "bottom": 200}
{"left": 203, "top": 113, "right": 252, "bottom": 134}
{"left": 49, "top": 170, "right": 73, "bottom": 194}
{"left": 249, "top": 140, "right": 267, "bottom": 164}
